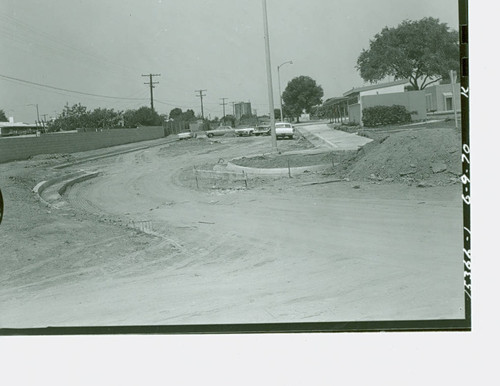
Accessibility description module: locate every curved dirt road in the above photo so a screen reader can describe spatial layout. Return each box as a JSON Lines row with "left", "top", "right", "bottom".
{"left": 0, "top": 135, "right": 464, "bottom": 327}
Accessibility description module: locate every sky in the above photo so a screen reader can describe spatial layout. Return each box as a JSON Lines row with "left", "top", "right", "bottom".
{"left": 1, "top": 0, "right": 459, "bottom": 124}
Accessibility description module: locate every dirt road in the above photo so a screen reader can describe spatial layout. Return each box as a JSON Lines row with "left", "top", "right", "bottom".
{"left": 0, "top": 135, "right": 464, "bottom": 328}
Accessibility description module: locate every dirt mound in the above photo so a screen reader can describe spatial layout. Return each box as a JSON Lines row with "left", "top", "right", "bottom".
{"left": 336, "top": 128, "right": 462, "bottom": 185}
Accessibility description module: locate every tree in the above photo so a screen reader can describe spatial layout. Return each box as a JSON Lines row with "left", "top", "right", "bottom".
{"left": 181, "top": 109, "right": 196, "bottom": 122}
{"left": 0, "top": 109, "right": 8, "bottom": 122}
{"left": 282, "top": 76, "right": 324, "bottom": 122}
{"left": 169, "top": 108, "right": 183, "bottom": 120}
{"left": 356, "top": 17, "right": 459, "bottom": 90}
{"left": 87, "top": 108, "right": 122, "bottom": 129}
{"left": 221, "top": 114, "right": 236, "bottom": 127}
{"left": 47, "top": 103, "right": 90, "bottom": 132}
{"left": 123, "top": 106, "right": 163, "bottom": 127}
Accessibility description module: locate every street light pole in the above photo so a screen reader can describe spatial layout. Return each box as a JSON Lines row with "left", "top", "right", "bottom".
{"left": 277, "top": 60, "right": 293, "bottom": 122}
{"left": 262, "top": 0, "right": 277, "bottom": 151}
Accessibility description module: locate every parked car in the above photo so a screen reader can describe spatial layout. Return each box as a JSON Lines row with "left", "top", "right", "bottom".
{"left": 177, "top": 131, "right": 197, "bottom": 140}
{"left": 253, "top": 124, "right": 270, "bottom": 136}
{"left": 275, "top": 122, "right": 295, "bottom": 139}
{"left": 206, "top": 126, "right": 234, "bottom": 138}
{"left": 234, "top": 126, "right": 254, "bottom": 136}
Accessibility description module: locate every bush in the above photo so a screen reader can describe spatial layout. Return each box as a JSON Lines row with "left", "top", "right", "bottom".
{"left": 362, "top": 105, "right": 412, "bottom": 127}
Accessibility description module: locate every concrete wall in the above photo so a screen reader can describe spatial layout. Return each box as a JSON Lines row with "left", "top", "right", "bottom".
{"left": 0, "top": 126, "right": 165, "bottom": 164}
{"left": 348, "top": 103, "right": 361, "bottom": 124}
{"left": 361, "top": 90, "right": 427, "bottom": 122}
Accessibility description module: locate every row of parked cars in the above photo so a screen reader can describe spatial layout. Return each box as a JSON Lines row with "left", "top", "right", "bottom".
{"left": 178, "top": 122, "right": 295, "bottom": 140}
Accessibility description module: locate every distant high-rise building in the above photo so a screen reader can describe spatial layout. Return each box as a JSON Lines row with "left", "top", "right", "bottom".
{"left": 234, "top": 102, "right": 252, "bottom": 120}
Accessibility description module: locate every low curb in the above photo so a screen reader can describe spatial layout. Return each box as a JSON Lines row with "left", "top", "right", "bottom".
{"left": 33, "top": 171, "right": 100, "bottom": 207}
{"left": 225, "top": 161, "right": 331, "bottom": 176}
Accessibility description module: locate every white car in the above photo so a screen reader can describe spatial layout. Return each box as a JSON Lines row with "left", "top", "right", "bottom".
{"left": 177, "top": 131, "right": 197, "bottom": 140}
{"left": 275, "top": 122, "right": 295, "bottom": 139}
{"left": 234, "top": 126, "right": 254, "bottom": 136}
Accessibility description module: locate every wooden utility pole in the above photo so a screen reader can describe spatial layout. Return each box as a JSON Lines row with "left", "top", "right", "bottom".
{"left": 195, "top": 89, "right": 207, "bottom": 119}
{"left": 220, "top": 98, "right": 228, "bottom": 120}
{"left": 142, "top": 73, "right": 160, "bottom": 111}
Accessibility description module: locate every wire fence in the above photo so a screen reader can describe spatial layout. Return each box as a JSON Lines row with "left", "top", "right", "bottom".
{"left": 193, "top": 167, "right": 250, "bottom": 190}
{"left": 128, "top": 220, "right": 154, "bottom": 233}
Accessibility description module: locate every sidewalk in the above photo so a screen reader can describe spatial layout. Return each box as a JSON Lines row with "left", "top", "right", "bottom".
{"left": 295, "top": 122, "right": 372, "bottom": 151}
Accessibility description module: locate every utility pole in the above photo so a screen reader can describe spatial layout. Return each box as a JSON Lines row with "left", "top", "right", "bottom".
{"left": 220, "top": 98, "right": 228, "bottom": 122}
{"left": 142, "top": 73, "right": 161, "bottom": 111}
{"left": 41, "top": 114, "right": 48, "bottom": 130}
{"left": 28, "top": 104, "right": 40, "bottom": 127}
{"left": 195, "top": 89, "right": 207, "bottom": 120}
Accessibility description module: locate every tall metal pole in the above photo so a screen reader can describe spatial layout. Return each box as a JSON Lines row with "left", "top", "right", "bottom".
{"left": 262, "top": 0, "right": 277, "bottom": 151}
{"left": 277, "top": 60, "right": 292, "bottom": 122}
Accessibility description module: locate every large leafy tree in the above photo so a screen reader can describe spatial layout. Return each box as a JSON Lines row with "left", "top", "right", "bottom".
{"left": 282, "top": 76, "right": 324, "bottom": 122}
{"left": 0, "top": 109, "right": 8, "bottom": 122}
{"left": 48, "top": 103, "right": 90, "bottom": 131}
{"left": 123, "top": 106, "right": 163, "bottom": 127}
{"left": 88, "top": 108, "right": 123, "bottom": 128}
{"left": 47, "top": 104, "right": 123, "bottom": 131}
{"left": 356, "top": 17, "right": 459, "bottom": 90}
{"left": 169, "top": 108, "right": 183, "bottom": 120}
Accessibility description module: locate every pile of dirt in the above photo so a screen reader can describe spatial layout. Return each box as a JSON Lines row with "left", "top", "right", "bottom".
{"left": 335, "top": 128, "right": 462, "bottom": 185}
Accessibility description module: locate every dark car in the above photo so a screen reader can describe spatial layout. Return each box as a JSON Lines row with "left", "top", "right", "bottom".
{"left": 206, "top": 126, "right": 234, "bottom": 138}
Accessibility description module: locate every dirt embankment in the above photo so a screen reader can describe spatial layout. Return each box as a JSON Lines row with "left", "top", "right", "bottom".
{"left": 334, "top": 128, "right": 462, "bottom": 185}
{"left": 227, "top": 126, "right": 462, "bottom": 187}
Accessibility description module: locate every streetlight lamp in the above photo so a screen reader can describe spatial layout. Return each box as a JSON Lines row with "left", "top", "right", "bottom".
{"left": 277, "top": 60, "right": 293, "bottom": 122}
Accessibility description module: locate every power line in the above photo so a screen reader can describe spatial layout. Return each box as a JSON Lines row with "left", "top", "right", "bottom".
{"left": 0, "top": 73, "right": 148, "bottom": 101}
{"left": 142, "top": 73, "right": 161, "bottom": 111}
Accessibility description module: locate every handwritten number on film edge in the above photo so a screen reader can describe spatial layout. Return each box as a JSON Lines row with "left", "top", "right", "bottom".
{"left": 462, "top": 142, "right": 471, "bottom": 299}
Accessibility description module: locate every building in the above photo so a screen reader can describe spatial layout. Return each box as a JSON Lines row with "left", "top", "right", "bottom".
{"left": 340, "top": 79, "right": 461, "bottom": 125}
{"left": 234, "top": 102, "right": 252, "bottom": 120}
{"left": 424, "top": 83, "right": 461, "bottom": 114}
{"left": 343, "top": 79, "right": 414, "bottom": 124}
{"left": 0, "top": 117, "right": 39, "bottom": 137}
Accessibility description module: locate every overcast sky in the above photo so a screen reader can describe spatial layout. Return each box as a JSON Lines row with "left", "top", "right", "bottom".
{"left": 1, "top": 0, "right": 459, "bottom": 123}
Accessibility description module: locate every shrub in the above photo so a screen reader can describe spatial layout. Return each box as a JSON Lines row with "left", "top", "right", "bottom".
{"left": 362, "top": 105, "right": 412, "bottom": 127}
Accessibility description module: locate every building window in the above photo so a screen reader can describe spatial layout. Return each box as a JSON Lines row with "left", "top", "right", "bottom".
{"left": 443, "top": 92, "right": 453, "bottom": 111}
{"left": 426, "top": 94, "right": 433, "bottom": 111}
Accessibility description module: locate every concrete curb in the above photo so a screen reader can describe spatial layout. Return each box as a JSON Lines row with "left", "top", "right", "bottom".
{"left": 53, "top": 137, "right": 177, "bottom": 169}
{"left": 225, "top": 161, "right": 331, "bottom": 176}
{"left": 33, "top": 171, "right": 100, "bottom": 207}
{"left": 57, "top": 171, "right": 101, "bottom": 196}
